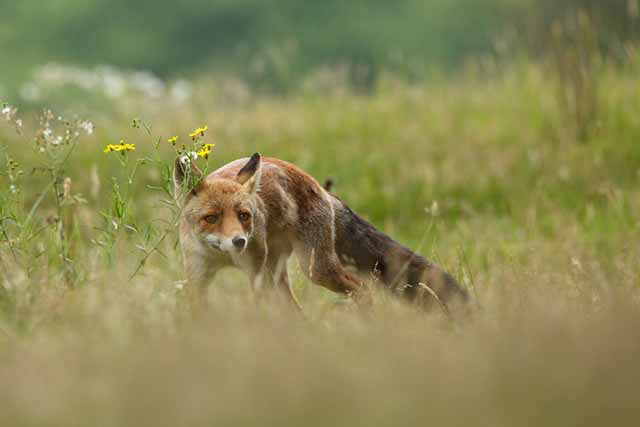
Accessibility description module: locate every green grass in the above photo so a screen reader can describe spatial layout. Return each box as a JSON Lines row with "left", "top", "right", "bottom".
{"left": 1, "top": 57, "right": 640, "bottom": 426}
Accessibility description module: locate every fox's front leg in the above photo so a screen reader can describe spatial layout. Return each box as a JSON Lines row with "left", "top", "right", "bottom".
{"left": 249, "top": 267, "right": 301, "bottom": 311}
{"left": 243, "top": 236, "right": 270, "bottom": 295}
{"left": 267, "top": 251, "right": 302, "bottom": 310}
{"left": 245, "top": 240, "right": 301, "bottom": 310}
{"left": 182, "top": 249, "right": 221, "bottom": 311}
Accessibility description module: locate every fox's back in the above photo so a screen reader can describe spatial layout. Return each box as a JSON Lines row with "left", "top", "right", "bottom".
{"left": 206, "top": 156, "right": 329, "bottom": 231}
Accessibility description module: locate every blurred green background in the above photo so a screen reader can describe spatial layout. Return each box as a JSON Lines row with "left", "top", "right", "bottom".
{"left": 2, "top": 4, "right": 640, "bottom": 425}
{"left": 1, "top": 0, "right": 637, "bottom": 97}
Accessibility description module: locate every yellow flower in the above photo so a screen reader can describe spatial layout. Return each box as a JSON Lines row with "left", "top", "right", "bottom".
{"left": 197, "top": 143, "right": 215, "bottom": 159}
{"left": 167, "top": 135, "right": 178, "bottom": 145}
{"left": 189, "top": 125, "right": 209, "bottom": 140}
{"left": 104, "top": 140, "right": 136, "bottom": 154}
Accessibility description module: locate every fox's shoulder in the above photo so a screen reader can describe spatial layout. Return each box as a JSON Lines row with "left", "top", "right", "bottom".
{"left": 206, "top": 156, "right": 329, "bottom": 218}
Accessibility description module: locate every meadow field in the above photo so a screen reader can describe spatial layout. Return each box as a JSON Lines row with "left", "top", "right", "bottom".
{"left": 2, "top": 51, "right": 640, "bottom": 425}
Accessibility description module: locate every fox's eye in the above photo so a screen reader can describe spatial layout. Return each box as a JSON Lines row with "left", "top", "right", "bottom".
{"left": 204, "top": 214, "right": 220, "bottom": 224}
{"left": 238, "top": 212, "right": 251, "bottom": 222}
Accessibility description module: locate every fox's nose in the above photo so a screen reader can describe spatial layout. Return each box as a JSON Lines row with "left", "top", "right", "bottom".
{"left": 232, "top": 236, "right": 247, "bottom": 249}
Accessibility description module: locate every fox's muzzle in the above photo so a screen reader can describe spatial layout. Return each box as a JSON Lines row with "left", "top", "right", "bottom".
{"left": 205, "top": 233, "right": 248, "bottom": 252}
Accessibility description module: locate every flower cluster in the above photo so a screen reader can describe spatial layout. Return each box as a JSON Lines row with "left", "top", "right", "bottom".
{"left": 104, "top": 140, "right": 136, "bottom": 154}
{"left": 169, "top": 125, "right": 214, "bottom": 165}
{"left": 5, "top": 158, "right": 23, "bottom": 194}
{"left": 105, "top": 125, "right": 213, "bottom": 183}
{"left": 33, "top": 110, "right": 94, "bottom": 151}
{"left": 80, "top": 120, "right": 95, "bottom": 135}
{"left": 197, "top": 143, "right": 215, "bottom": 159}
{"left": 1, "top": 104, "right": 14, "bottom": 120}
{"left": 189, "top": 125, "right": 208, "bottom": 141}
{"left": 179, "top": 151, "right": 199, "bottom": 166}
{"left": 1, "top": 102, "right": 23, "bottom": 132}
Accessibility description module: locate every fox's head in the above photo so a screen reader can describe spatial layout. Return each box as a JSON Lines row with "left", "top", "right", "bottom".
{"left": 174, "top": 153, "right": 262, "bottom": 253}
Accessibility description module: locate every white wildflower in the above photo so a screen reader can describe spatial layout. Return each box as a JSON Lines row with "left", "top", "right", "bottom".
{"left": 43, "top": 128, "right": 53, "bottom": 138}
{"left": 53, "top": 136, "right": 64, "bottom": 145}
{"left": 1, "top": 105, "right": 12, "bottom": 119}
{"left": 80, "top": 120, "right": 94, "bottom": 135}
{"left": 425, "top": 200, "right": 439, "bottom": 216}
{"left": 179, "top": 152, "right": 199, "bottom": 166}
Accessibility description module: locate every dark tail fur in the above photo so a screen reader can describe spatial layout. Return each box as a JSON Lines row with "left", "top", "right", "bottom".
{"left": 331, "top": 196, "right": 468, "bottom": 308}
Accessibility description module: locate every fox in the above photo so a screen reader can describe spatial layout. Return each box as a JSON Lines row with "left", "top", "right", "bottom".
{"left": 174, "top": 152, "right": 468, "bottom": 311}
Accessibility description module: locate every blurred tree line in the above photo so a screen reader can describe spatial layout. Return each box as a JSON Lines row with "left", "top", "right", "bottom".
{"left": 528, "top": 0, "right": 639, "bottom": 54}
{"left": 0, "top": 0, "right": 638, "bottom": 92}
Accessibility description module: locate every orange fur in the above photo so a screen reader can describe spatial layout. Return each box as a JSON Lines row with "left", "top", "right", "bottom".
{"left": 175, "top": 153, "right": 467, "bottom": 310}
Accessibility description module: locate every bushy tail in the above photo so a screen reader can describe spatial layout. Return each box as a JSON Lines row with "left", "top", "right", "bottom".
{"left": 331, "top": 196, "right": 469, "bottom": 307}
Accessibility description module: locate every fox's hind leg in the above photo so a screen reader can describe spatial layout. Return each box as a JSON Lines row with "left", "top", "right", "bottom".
{"left": 293, "top": 219, "right": 362, "bottom": 296}
{"left": 317, "top": 256, "right": 361, "bottom": 295}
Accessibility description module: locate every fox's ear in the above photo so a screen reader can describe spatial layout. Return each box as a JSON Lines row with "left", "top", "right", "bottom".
{"left": 173, "top": 156, "right": 203, "bottom": 200}
{"left": 236, "top": 152, "right": 262, "bottom": 194}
